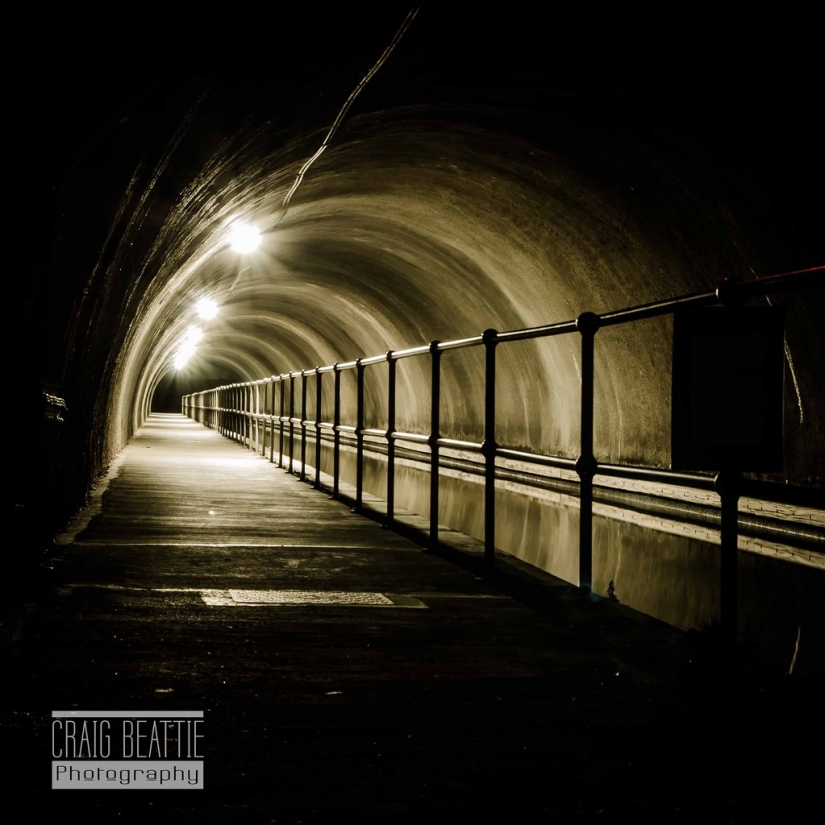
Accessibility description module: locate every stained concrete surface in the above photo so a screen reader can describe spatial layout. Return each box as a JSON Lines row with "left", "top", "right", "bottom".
{"left": 1, "top": 415, "right": 820, "bottom": 822}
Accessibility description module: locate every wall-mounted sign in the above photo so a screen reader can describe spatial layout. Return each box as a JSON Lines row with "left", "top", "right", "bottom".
{"left": 671, "top": 306, "right": 785, "bottom": 472}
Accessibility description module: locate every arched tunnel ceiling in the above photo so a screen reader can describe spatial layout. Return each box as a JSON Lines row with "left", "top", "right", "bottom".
{"left": 15, "top": 5, "right": 825, "bottom": 535}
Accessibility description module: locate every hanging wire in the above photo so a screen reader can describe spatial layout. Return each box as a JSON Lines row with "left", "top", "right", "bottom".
{"left": 227, "top": 3, "right": 423, "bottom": 294}
{"left": 277, "top": 3, "right": 422, "bottom": 221}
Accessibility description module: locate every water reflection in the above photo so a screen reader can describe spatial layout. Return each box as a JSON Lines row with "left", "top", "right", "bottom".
{"left": 288, "top": 438, "right": 822, "bottom": 677}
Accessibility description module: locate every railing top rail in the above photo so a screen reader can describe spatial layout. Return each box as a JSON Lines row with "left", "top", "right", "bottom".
{"left": 436, "top": 334, "right": 484, "bottom": 352}
{"left": 361, "top": 353, "right": 389, "bottom": 367}
{"left": 391, "top": 344, "right": 430, "bottom": 360}
{"left": 599, "top": 290, "right": 717, "bottom": 327}
{"left": 497, "top": 319, "right": 578, "bottom": 343}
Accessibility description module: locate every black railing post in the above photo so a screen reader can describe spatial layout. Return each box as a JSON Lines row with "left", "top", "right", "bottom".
{"left": 223, "top": 387, "right": 228, "bottom": 436}
{"left": 258, "top": 383, "right": 265, "bottom": 456}
{"left": 715, "top": 469, "right": 742, "bottom": 653}
{"left": 385, "top": 353, "right": 396, "bottom": 528}
{"left": 288, "top": 374, "right": 295, "bottom": 474}
{"left": 314, "top": 368, "right": 322, "bottom": 489}
{"left": 235, "top": 386, "right": 240, "bottom": 444}
{"left": 243, "top": 385, "right": 248, "bottom": 445}
{"left": 482, "top": 329, "right": 498, "bottom": 565}
{"left": 248, "top": 384, "right": 253, "bottom": 448}
{"left": 249, "top": 384, "right": 254, "bottom": 450}
{"left": 428, "top": 341, "right": 441, "bottom": 551}
{"left": 278, "top": 376, "right": 286, "bottom": 468}
{"left": 355, "top": 359, "right": 365, "bottom": 512}
{"left": 333, "top": 364, "right": 341, "bottom": 500}
{"left": 300, "top": 371, "right": 308, "bottom": 481}
{"left": 253, "top": 385, "right": 258, "bottom": 449}
{"left": 246, "top": 384, "right": 252, "bottom": 448}
{"left": 269, "top": 379, "right": 276, "bottom": 463}
{"left": 576, "top": 312, "right": 600, "bottom": 593}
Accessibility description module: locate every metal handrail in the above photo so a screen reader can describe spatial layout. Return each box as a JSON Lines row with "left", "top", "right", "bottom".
{"left": 182, "top": 266, "right": 823, "bottom": 643}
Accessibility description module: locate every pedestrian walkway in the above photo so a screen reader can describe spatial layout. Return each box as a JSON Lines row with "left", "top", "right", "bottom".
{"left": 1, "top": 414, "right": 818, "bottom": 823}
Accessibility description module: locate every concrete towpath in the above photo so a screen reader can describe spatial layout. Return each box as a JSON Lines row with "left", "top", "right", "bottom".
{"left": 1, "top": 414, "right": 818, "bottom": 823}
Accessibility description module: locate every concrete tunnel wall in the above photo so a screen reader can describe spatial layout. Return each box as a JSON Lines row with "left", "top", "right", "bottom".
{"left": 15, "top": 7, "right": 823, "bottom": 559}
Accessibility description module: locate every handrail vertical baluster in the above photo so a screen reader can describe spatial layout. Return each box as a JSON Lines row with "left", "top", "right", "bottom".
{"left": 258, "top": 383, "right": 264, "bottom": 455}
{"left": 314, "top": 368, "right": 322, "bottom": 489}
{"left": 333, "top": 365, "right": 341, "bottom": 500}
{"left": 246, "top": 384, "right": 251, "bottom": 448}
{"left": 429, "top": 341, "right": 441, "bottom": 551}
{"left": 268, "top": 380, "right": 275, "bottom": 463}
{"left": 253, "top": 383, "right": 258, "bottom": 452}
{"left": 483, "top": 329, "right": 498, "bottom": 565}
{"left": 289, "top": 374, "right": 295, "bottom": 474}
{"left": 300, "top": 372, "right": 308, "bottom": 481}
{"left": 278, "top": 377, "right": 285, "bottom": 468}
{"left": 386, "top": 353, "right": 396, "bottom": 528}
{"left": 355, "top": 359, "right": 365, "bottom": 512}
{"left": 576, "top": 312, "right": 600, "bottom": 593}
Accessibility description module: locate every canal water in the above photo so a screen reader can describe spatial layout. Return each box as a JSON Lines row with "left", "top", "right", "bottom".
{"left": 301, "top": 439, "right": 824, "bottom": 680}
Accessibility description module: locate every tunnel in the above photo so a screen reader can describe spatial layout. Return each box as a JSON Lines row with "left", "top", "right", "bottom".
{"left": 12, "top": 9, "right": 824, "bottom": 666}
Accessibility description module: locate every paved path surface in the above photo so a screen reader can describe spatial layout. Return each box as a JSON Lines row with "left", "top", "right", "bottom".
{"left": 1, "top": 414, "right": 819, "bottom": 823}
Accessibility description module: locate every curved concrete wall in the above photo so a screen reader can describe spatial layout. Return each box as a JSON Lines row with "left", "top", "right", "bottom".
{"left": 19, "top": 9, "right": 823, "bottom": 547}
